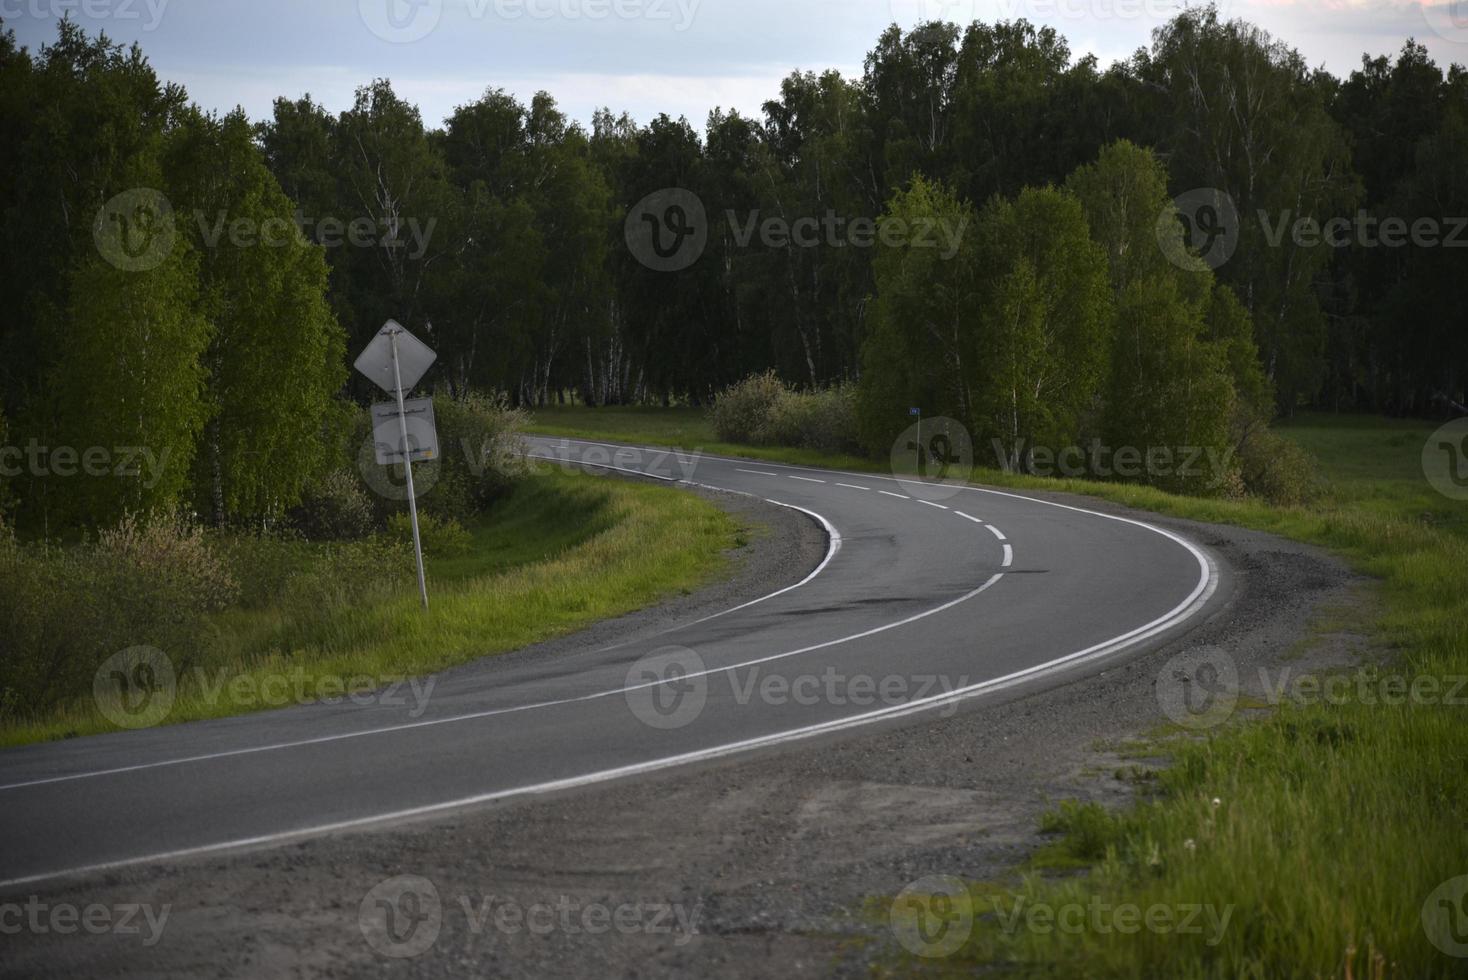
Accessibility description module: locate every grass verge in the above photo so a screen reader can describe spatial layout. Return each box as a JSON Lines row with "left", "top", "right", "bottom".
{"left": 532, "top": 406, "right": 1467, "bottom": 977}
{"left": 1, "top": 465, "right": 739, "bottom": 747}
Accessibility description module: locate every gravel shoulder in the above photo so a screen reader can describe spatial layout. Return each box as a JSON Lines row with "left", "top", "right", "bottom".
{"left": 0, "top": 483, "right": 1368, "bottom": 979}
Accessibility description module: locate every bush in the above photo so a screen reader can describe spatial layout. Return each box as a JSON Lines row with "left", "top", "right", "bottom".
{"left": 290, "top": 468, "right": 376, "bottom": 540}
{"left": 711, "top": 371, "right": 791, "bottom": 443}
{"left": 1238, "top": 424, "right": 1321, "bottom": 505}
{"left": 0, "top": 512, "right": 237, "bottom": 719}
{"left": 427, "top": 391, "right": 528, "bottom": 521}
{"left": 386, "top": 511, "right": 472, "bottom": 558}
{"left": 712, "top": 372, "right": 862, "bottom": 453}
{"left": 763, "top": 385, "right": 863, "bottom": 454}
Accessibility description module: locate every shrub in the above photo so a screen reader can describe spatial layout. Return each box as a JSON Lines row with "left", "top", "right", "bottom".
{"left": 763, "top": 385, "right": 862, "bottom": 454}
{"left": 0, "top": 512, "right": 237, "bottom": 719}
{"left": 1238, "top": 424, "right": 1321, "bottom": 505}
{"left": 427, "top": 391, "right": 528, "bottom": 521}
{"left": 386, "top": 511, "right": 472, "bottom": 558}
{"left": 290, "top": 468, "right": 376, "bottom": 540}
{"left": 711, "top": 371, "right": 791, "bottom": 443}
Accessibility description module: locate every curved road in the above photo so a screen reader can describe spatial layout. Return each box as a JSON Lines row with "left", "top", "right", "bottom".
{"left": 0, "top": 437, "right": 1219, "bottom": 888}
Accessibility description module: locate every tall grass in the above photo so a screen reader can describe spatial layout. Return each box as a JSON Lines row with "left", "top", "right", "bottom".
{"left": 0, "top": 466, "right": 738, "bottom": 746}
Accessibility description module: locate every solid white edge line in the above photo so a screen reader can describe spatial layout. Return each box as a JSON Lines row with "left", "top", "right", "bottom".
{"left": 524, "top": 453, "right": 675, "bottom": 482}
{"left": 1, "top": 544, "right": 1213, "bottom": 892}
{"left": 1, "top": 438, "right": 1217, "bottom": 885}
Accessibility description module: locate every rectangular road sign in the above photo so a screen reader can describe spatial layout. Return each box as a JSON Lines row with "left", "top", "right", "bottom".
{"left": 371, "top": 398, "right": 440, "bottom": 464}
{"left": 354, "top": 319, "right": 437, "bottom": 396}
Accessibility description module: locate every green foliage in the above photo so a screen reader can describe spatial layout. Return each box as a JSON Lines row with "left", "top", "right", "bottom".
{"left": 970, "top": 186, "right": 1113, "bottom": 469}
{"left": 386, "top": 511, "right": 472, "bottom": 559}
{"left": 166, "top": 108, "right": 347, "bottom": 523}
{"left": 37, "top": 247, "right": 212, "bottom": 528}
{"left": 0, "top": 512, "right": 236, "bottom": 719}
{"left": 420, "top": 391, "right": 529, "bottom": 522}
{"left": 711, "top": 371, "right": 791, "bottom": 444}
{"left": 290, "top": 468, "right": 376, "bottom": 541}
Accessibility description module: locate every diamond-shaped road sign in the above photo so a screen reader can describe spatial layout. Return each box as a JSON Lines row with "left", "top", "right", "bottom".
{"left": 354, "top": 319, "right": 436, "bottom": 395}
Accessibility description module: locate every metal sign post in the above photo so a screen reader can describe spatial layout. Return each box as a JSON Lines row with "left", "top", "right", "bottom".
{"left": 389, "top": 327, "right": 430, "bottom": 611}
{"left": 354, "top": 319, "right": 437, "bottom": 613}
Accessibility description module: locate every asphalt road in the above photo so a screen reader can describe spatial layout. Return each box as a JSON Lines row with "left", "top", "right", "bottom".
{"left": 0, "top": 437, "right": 1219, "bottom": 889}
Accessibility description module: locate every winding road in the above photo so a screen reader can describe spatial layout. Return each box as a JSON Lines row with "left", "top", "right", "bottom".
{"left": 0, "top": 437, "right": 1220, "bottom": 889}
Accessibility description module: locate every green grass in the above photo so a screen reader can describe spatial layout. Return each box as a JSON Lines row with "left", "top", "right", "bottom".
{"left": 533, "top": 406, "right": 1468, "bottom": 978}
{"left": 1, "top": 466, "right": 739, "bottom": 746}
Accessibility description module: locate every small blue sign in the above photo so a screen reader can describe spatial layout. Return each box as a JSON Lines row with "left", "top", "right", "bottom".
{"left": 908, "top": 407, "right": 921, "bottom": 417}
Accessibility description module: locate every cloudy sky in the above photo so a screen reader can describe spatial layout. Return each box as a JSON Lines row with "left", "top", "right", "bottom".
{"left": 5, "top": 0, "right": 1465, "bottom": 130}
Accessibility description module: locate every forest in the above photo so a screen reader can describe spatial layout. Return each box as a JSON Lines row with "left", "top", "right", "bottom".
{"left": 0, "top": 6, "right": 1465, "bottom": 529}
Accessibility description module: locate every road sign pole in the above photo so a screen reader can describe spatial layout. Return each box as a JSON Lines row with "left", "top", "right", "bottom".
{"left": 389, "top": 327, "right": 430, "bottom": 612}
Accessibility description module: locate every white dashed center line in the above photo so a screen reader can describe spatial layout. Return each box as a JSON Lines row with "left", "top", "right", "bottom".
{"left": 789, "top": 475, "right": 827, "bottom": 484}
{"left": 987, "top": 524, "right": 1007, "bottom": 541}
{"left": 736, "top": 468, "right": 779, "bottom": 476}
{"left": 878, "top": 490, "right": 909, "bottom": 500}
{"left": 955, "top": 511, "right": 983, "bottom": 523}
{"left": 835, "top": 483, "right": 869, "bottom": 491}
{"left": 918, "top": 500, "right": 948, "bottom": 510}
{"left": 1002, "top": 543, "right": 1014, "bottom": 567}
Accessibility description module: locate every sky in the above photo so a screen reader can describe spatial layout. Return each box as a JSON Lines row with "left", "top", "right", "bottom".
{"left": 4, "top": 0, "right": 1466, "bottom": 130}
